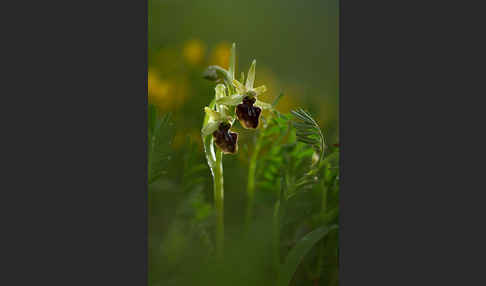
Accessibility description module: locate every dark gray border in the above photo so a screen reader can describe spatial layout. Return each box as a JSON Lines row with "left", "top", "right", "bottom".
{"left": 1, "top": 1, "right": 148, "bottom": 285}
{"left": 3, "top": 0, "right": 483, "bottom": 284}
{"left": 340, "top": 0, "right": 485, "bottom": 285}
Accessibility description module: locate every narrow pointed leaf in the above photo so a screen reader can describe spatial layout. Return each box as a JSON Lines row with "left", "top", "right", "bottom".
{"left": 253, "top": 85, "right": 267, "bottom": 96}
{"left": 232, "top": 79, "right": 246, "bottom": 94}
{"left": 255, "top": 99, "right": 273, "bottom": 110}
{"left": 229, "top": 42, "right": 236, "bottom": 79}
{"left": 246, "top": 59, "right": 256, "bottom": 89}
{"left": 291, "top": 110, "right": 310, "bottom": 122}
{"left": 297, "top": 137, "right": 319, "bottom": 145}
{"left": 296, "top": 130, "right": 317, "bottom": 137}
{"left": 216, "top": 94, "right": 244, "bottom": 106}
{"left": 292, "top": 122, "right": 316, "bottom": 129}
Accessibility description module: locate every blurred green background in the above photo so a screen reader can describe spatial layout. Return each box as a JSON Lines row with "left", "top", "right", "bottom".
{"left": 149, "top": 0, "right": 339, "bottom": 143}
{"left": 148, "top": 1, "right": 339, "bottom": 285}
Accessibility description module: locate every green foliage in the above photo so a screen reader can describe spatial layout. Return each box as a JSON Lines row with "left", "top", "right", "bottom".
{"left": 254, "top": 111, "right": 321, "bottom": 200}
{"left": 291, "top": 108, "right": 326, "bottom": 164}
{"left": 148, "top": 107, "right": 215, "bottom": 285}
{"left": 148, "top": 102, "right": 339, "bottom": 286}
{"left": 244, "top": 108, "right": 339, "bottom": 285}
{"left": 277, "top": 225, "right": 338, "bottom": 286}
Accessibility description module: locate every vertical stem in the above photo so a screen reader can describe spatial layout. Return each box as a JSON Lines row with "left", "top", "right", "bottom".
{"left": 213, "top": 148, "right": 224, "bottom": 258}
{"left": 202, "top": 99, "right": 224, "bottom": 258}
{"left": 245, "top": 130, "right": 263, "bottom": 229}
{"left": 203, "top": 44, "right": 235, "bottom": 258}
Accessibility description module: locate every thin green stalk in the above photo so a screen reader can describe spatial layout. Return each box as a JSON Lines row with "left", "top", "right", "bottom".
{"left": 213, "top": 147, "right": 224, "bottom": 258}
{"left": 202, "top": 136, "right": 225, "bottom": 259}
{"left": 245, "top": 130, "right": 263, "bottom": 228}
{"left": 202, "top": 99, "right": 225, "bottom": 258}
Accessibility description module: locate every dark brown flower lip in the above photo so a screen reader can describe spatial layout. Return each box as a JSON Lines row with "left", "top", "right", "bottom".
{"left": 236, "top": 96, "right": 261, "bottom": 129}
{"left": 212, "top": 122, "right": 238, "bottom": 154}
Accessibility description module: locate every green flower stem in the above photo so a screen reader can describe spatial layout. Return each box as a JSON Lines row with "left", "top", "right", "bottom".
{"left": 213, "top": 147, "right": 224, "bottom": 257}
{"left": 245, "top": 130, "right": 263, "bottom": 228}
{"left": 202, "top": 99, "right": 225, "bottom": 258}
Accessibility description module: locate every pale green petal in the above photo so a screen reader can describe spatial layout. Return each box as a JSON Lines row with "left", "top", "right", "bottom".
{"left": 215, "top": 84, "right": 226, "bottom": 100}
{"left": 204, "top": 106, "right": 223, "bottom": 121}
{"left": 232, "top": 79, "right": 246, "bottom": 94}
{"left": 216, "top": 94, "right": 245, "bottom": 106}
{"left": 246, "top": 59, "right": 256, "bottom": 90}
{"left": 201, "top": 121, "right": 220, "bottom": 137}
{"left": 255, "top": 99, "right": 273, "bottom": 110}
{"left": 253, "top": 85, "right": 267, "bottom": 96}
{"left": 219, "top": 105, "right": 229, "bottom": 118}
{"left": 240, "top": 72, "right": 245, "bottom": 84}
{"left": 229, "top": 42, "right": 236, "bottom": 80}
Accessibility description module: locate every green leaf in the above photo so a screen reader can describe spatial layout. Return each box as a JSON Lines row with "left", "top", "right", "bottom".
{"left": 292, "top": 121, "right": 315, "bottom": 129}
{"left": 291, "top": 108, "right": 326, "bottom": 164}
{"left": 291, "top": 110, "right": 309, "bottom": 122}
{"left": 296, "top": 130, "right": 318, "bottom": 137}
{"left": 297, "top": 137, "right": 319, "bottom": 145}
{"left": 277, "top": 225, "right": 338, "bottom": 286}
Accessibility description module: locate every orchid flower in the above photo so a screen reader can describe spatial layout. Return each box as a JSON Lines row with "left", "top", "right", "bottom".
{"left": 201, "top": 85, "right": 238, "bottom": 154}
{"left": 215, "top": 60, "right": 272, "bottom": 128}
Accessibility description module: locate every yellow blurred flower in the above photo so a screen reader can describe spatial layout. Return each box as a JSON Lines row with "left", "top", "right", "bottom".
{"left": 183, "top": 39, "right": 205, "bottom": 65}
{"left": 148, "top": 68, "right": 189, "bottom": 111}
{"left": 210, "top": 42, "right": 231, "bottom": 69}
{"left": 148, "top": 68, "right": 170, "bottom": 100}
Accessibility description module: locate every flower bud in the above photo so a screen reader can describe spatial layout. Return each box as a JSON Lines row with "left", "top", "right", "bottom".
{"left": 202, "top": 65, "right": 231, "bottom": 83}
